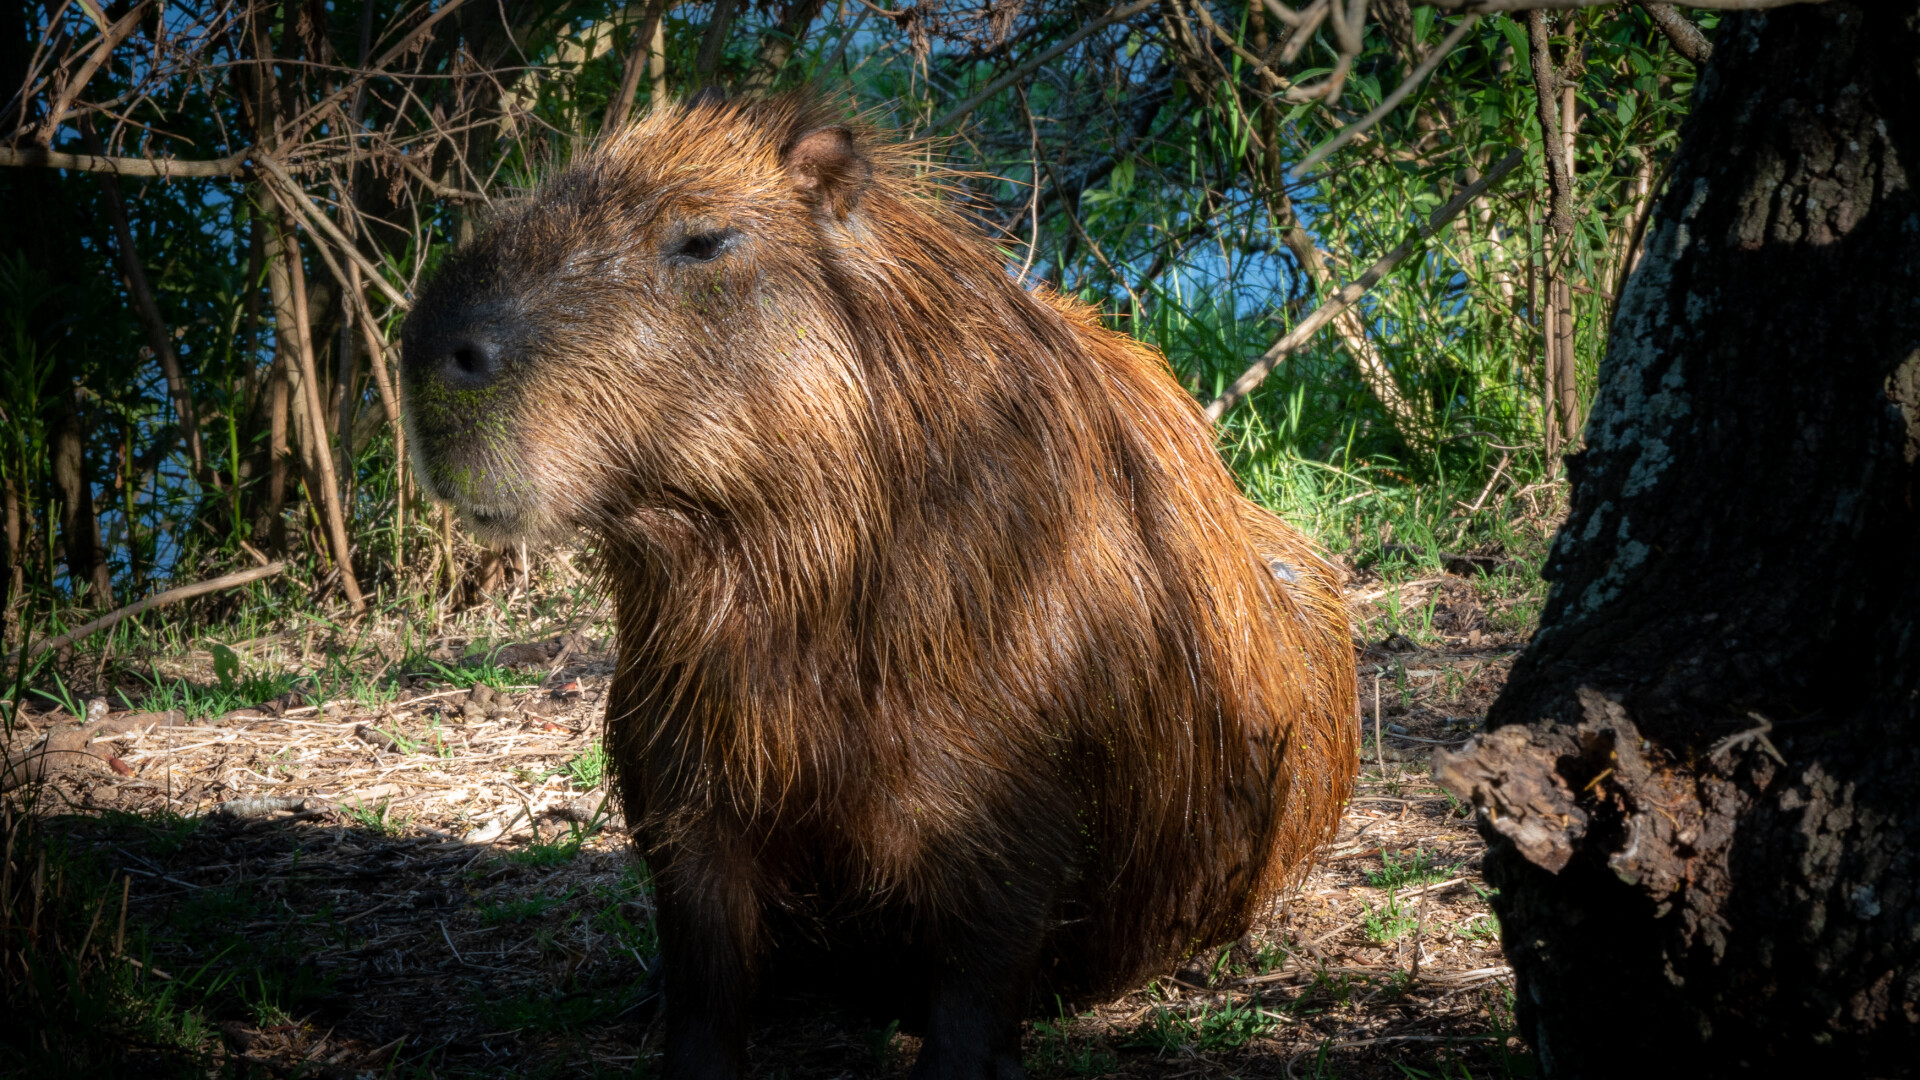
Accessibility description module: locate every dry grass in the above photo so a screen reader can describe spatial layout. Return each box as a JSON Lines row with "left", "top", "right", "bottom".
{"left": 2, "top": 561, "right": 1537, "bottom": 1080}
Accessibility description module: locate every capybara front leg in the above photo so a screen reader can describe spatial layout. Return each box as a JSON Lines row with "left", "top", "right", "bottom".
{"left": 912, "top": 928, "right": 1041, "bottom": 1080}
{"left": 654, "top": 847, "right": 761, "bottom": 1080}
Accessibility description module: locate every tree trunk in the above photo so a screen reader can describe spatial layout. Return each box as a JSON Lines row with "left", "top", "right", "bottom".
{"left": 694, "top": 0, "right": 740, "bottom": 80}
{"left": 49, "top": 392, "right": 112, "bottom": 604}
{"left": 1436, "top": 4, "right": 1920, "bottom": 1073}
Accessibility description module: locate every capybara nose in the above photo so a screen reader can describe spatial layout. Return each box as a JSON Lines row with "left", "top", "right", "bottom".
{"left": 434, "top": 333, "right": 506, "bottom": 389}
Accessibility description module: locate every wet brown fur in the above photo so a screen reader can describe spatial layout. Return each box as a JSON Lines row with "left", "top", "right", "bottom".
{"left": 402, "top": 94, "right": 1356, "bottom": 1080}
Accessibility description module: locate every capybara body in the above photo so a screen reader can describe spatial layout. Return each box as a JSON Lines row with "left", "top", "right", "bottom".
{"left": 401, "top": 94, "right": 1356, "bottom": 1080}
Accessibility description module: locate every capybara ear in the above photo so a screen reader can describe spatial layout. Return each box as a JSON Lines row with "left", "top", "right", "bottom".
{"left": 783, "top": 126, "right": 872, "bottom": 220}
{"left": 689, "top": 85, "right": 727, "bottom": 110}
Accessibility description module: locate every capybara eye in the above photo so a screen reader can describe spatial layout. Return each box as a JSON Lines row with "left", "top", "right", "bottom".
{"left": 667, "top": 230, "right": 737, "bottom": 263}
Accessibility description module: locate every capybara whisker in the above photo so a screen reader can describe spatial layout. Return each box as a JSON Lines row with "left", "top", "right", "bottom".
{"left": 402, "top": 89, "right": 1357, "bottom": 1080}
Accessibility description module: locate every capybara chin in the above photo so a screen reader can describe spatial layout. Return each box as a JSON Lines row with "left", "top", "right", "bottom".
{"left": 401, "top": 93, "right": 1357, "bottom": 1080}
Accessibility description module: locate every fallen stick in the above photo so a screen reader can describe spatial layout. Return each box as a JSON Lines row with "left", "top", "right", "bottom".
{"left": 211, "top": 794, "right": 335, "bottom": 819}
{"left": 2, "top": 710, "right": 185, "bottom": 792}
{"left": 1205, "top": 149, "right": 1525, "bottom": 422}
{"left": 5, "top": 562, "right": 286, "bottom": 664}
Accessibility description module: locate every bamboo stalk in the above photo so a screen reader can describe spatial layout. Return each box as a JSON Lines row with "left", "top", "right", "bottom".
{"left": 607, "top": 0, "right": 671, "bottom": 132}
{"left": 1528, "top": 10, "right": 1579, "bottom": 459}
{"left": 269, "top": 219, "right": 365, "bottom": 612}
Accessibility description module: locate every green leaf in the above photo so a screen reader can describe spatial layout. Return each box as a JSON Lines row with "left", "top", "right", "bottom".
{"left": 211, "top": 643, "right": 240, "bottom": 692}
{"left": 1498, "top": 15, "right": 1529, "bottom": 63}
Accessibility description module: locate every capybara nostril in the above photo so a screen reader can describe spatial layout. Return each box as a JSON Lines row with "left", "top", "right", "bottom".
{"left": 438, "top": 335, "right": 503, "bottom": 387}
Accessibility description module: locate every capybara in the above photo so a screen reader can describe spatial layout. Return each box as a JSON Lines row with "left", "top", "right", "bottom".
{"left": 401, "top": 93, "right": 1357, "bottom": 1080}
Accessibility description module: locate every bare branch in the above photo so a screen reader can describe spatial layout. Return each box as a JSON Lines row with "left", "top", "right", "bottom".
{"left": 32, "top": 0, "right": 150, "bottom": 148}
{"left": 278, "top": 0, "right": 480, "bottom": 143}
{"left": 928, "top": 0, "right": 1158, "bottom": 132}
{"left": 256, "top": 153, "right": 412, "bottom": 311}
{"left": 1206, "top": 149, "right": 1525, "bottom": 421}
{"left": 1260, "top": 0, "right": 1309, "bottom": 27}
{"left": 1292, "top": 14, "right": 1480, "bottom": 178}
{"left": 1635, "top": 1, "right": 1712, "bottom": 63}
{"left": 607, "top": 0, "right": 670, "bottom": 131}
{"left": 0, "top": 145, "right": 248, "bottom": 176}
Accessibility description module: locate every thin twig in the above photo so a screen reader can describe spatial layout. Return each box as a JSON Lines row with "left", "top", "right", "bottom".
{"left": 33, "top": 0, "right": 151, "bottom": 148}
{"left": 927, "top": 0, "right": 1157, "bottom": 132}
{"left": 257, "top": 153, "right": 411, "bottom": 311}
{"left": 1016, "top": 86, "right": 1043, "bottom": 281}
{"left": 1291, "top": 14, "right": 1480, "bottom": 178}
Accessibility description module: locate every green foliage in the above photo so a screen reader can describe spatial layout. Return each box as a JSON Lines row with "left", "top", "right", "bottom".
{"left": 1458, "top": 913, "right": 1503, "bottom": 945}
{"left": 93, "top": 808, "right": 206, "bottom": 857}
{"left": 0, "top": 810, "right": 239, "bottom": 1077}
{"left": 128, "top": 661, "right": 299, "bottom": 720}
{"left": 1031, "top": 1001, "right": 1118, "bottom": 1077}
{"left": 479, "top": 980, "right": 642, "bottom": 1034}
{"left": 419, "top": 656, "right": 539, "bottom": 694}
{"left": 477, "top": 891, "right": 571, "bottom": 926}
{"left": 1362, "top": 895, "right": 1421, "bottom": 944}
{"left": 1126, "top": 995, "right": 1280, "bottom": 1054}
{"left": 1246, "top": 938, "right": 1288, "bottom": 975}
{"left": 563, "top": 744, "right": 609, "bottom": 790}
{"left": 338, "top": 798, "right": 408, "bottom": 837}
{"left": 509, "top": 823, "right": 593, "bottom": 867}
{"left": 208, "top": 643, "right": 240, "bottom": 692}
{"left": 1367, "top": 847, "right": 1461, "bottom": 892}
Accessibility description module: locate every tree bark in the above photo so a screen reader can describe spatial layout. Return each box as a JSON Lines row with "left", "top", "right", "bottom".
{"left": 694, "top": 0, "right": 740, "bottom": 80}
{"left": 49, "top": 390, "right": 112, "bottom": 604}
{"left": 1635, "top": 1, "right": 1712, "bottom": 66}
{"left": 1436, "top": 3, "right": 1920, "bottom": 1073}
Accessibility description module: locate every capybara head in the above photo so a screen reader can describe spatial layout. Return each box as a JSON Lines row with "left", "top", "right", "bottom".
{"left": 401, "top": 96, "right": 894, "bottom": 543}
{"left": 404, "top": 92, "right": 1357, "bottom": 1080}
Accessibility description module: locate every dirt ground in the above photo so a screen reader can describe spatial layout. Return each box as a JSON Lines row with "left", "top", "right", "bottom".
{"left": 5, "top": 569, "right": 1534, "bottom": 1079}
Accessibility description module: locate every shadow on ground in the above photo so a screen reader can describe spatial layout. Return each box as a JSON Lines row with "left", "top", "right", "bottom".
{"left": 4, "top": 573, "right": 1537, "bottom": 1080}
